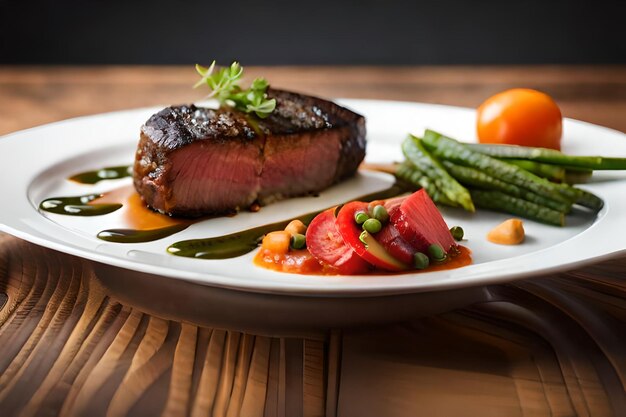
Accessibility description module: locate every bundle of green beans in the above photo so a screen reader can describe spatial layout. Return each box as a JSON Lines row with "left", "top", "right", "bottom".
{"left": 395, "top": 130, "right": 624, "bottom": 226}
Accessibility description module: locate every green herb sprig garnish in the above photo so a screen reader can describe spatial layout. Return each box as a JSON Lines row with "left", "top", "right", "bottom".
{"left": 194, "top": 61, "right": 276, "bottom": 118}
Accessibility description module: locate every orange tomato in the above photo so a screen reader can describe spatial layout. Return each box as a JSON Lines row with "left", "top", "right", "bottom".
{"left": 477, "top": 88, "right": 562, "bottom": 150}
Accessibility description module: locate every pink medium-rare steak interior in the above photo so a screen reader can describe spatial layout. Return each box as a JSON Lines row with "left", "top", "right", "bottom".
{"left": 167, "top": 140, "right": 263, "bottom": 215}
{"left": 133, "top": 89, "right": 366, "bottom": 217}
{"left": 258, "top": 130, "right": 343, "bottom": 204}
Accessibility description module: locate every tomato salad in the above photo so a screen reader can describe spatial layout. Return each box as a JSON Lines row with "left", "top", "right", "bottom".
{"left": 254, "top": 189, "right": 471, "bottom": 275}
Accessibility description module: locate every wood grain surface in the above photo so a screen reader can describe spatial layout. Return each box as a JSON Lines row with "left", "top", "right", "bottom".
{"left": 0, "top": 66, "right": 625, "bottom": 416}
{"left": 1, "top": 231, "right": 625, "bottom": 416}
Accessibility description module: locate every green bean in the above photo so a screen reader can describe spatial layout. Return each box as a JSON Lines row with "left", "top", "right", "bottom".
{"left": 442, "top": 161, "right": 572, "bottom": 213}
{"left": 470, "top": 189, "right": 565, "bottom": 226}
{"left": 563, "top": 170, "right": 593, "bottom": 184}
{"left": 572, "top": 187, "right": 604, "bottom": 211}
{"left": 598, "top": 157, "right": 626, "bottom": 170}
{"left": 394, "top": 162, "right": 457, "bottom": 207}
{"left": 422, "top": 130, "right": 578, "bottom": 203}
{"left": 504, "top": 159, "right": 566, "bottom": 182}
{"left": 402, "top": 135, "right": 475, "bottom": 212}
{"left": 503, "top": 159, "right": 593, "bottom": 184}
{"left": 466, "top": 143, "right": 626, "bottom": 170}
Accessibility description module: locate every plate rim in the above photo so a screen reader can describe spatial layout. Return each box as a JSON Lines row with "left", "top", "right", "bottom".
{"left": 1, "top": 98, "right": 625, "bottom": 297}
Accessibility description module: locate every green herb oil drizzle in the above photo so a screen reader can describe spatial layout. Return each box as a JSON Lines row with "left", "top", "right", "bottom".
{"left": 167, "top": 184, "right": 406, "bottom": 259}
{"left": 69, "top": 165, "right": 132, "bottom": 184}
{"left": 98, "top": 224, "right": 189, "bottom": 243}
{"left": 39, "top": 194, "right": 122, "bottom": 216}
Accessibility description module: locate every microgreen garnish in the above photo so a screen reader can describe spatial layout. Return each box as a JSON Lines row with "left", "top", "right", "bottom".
{"left": 194, "top": 61, "right": 276, "bottom": 118}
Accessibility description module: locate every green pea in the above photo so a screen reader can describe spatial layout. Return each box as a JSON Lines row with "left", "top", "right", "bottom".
{"left": 450, "top": 226, "right": 464, "bottom": 241}
{"left": 354, "top": 211, "right": 369, "bottom": 225}
{"left": 413, "top": 252, "right": 429, "bottom": 270}
{"left": 371, "top": 205, "right": 389, "bottom": 223}
{"left": 290, "top": 233, "right": 306, "bottom": 250}
{"left": 427, "top": 244, "right": 446, "bottom": 262}
{"left": 362, "top": 218, "right": 382, "bottom": 234}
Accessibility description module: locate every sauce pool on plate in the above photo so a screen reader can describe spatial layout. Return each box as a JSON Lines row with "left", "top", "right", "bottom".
{"left": 254, "top": 245, "right": 472, "bottom": 275}
{"left": 38, "top": 164, "right": 473, "bottom": 276}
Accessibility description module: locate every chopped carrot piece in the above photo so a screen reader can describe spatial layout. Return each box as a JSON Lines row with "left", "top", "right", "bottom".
{"left": 261, "top": 231, "right": 292, "bottom": 254}
{"left": 285, "top": 219, "right": 307, "bottom": 236}
{"left": 487, "top": 219, "right": 525, "bottom": 245}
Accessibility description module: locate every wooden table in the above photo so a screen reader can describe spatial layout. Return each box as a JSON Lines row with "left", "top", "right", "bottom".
{"left": 1, "top": 66, "right": 625, "bottom": 417}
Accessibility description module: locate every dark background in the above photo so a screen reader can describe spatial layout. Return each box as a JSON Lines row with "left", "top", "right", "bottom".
{"left": 1, "top": 0, "right": 624, "bottom": 65}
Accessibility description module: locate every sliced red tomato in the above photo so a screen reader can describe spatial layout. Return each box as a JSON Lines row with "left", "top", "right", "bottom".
{"left": 336, "top": 202, "right": 409, "bottom": 272}
{"left": 391, "top": 190, "right": 456, "bottom": 253}
{"left": 305, "top": 207, "right": 370, "bottom": 274}
{"left": 375, "top": 223, "right": 416, "bottom": 265}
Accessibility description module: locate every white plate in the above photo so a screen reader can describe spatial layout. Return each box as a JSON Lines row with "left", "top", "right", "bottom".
{"left": 1, "top": 100, "right": 625, "bottom": 297}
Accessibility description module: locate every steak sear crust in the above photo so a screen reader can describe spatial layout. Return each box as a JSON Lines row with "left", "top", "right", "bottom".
{"left": 133, "top": 89, "right": 366, "bottom": 217}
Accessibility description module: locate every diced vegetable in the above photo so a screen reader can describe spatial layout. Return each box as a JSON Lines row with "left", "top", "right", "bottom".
{"left": 285, "top": 219, "right": 307, "bottom": 235}
{"left": 284, "top": 189, "right": 468, "bottom": 274}
{"left": 487, "top": 219, "right": 525, "bottom": 245}
{"left": 290, "top": 233, "right": 306, "bottom": 250}
{"left": 261, "top": 231, "right": 292, "bottom": 254}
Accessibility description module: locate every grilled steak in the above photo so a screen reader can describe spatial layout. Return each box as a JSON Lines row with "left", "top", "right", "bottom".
{"left": 133, "top": 89, "right": 366, "bottom": 217}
